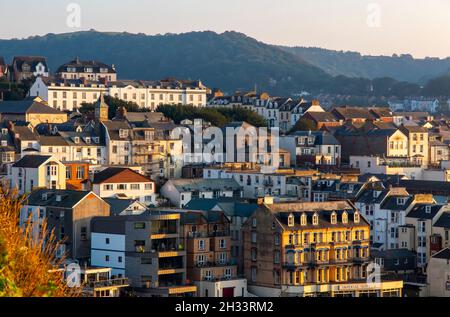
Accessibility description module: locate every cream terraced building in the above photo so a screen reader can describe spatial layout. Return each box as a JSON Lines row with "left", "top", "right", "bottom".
{"left": 30, "top": 77, "right": 208, "bottom": 111}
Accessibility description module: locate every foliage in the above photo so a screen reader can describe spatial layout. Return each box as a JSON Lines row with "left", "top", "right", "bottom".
{"left": 0, "top": 185, "right": 78, "bottom": 297}
{"left": 289, "top": 118, "right": 318, "bottom": 133}
{"left": 80, "top": 95, "right": 142, "bottom": 119}
{"left": 156, "top": 104, "right": 267, "bottom": 128}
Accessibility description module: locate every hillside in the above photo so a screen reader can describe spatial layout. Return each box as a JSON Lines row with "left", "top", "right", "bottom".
{"left": 0, "top": 30, "right": 332, "bottom": 95}
{"left": 281, "top": 46, "right": 450, "bottom": 83}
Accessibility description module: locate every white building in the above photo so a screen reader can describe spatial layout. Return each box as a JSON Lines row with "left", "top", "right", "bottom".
{"left": 8, "top": 155, "right": 66, "bottom": 194}
{"left": 92, "top": 167, "right": 157, "bottom": 206}
{"left": 30, "top": 77, "right": 208, "bottom": 111}
{"left": 160, "top": 178, "right": 242, "bottom": 208}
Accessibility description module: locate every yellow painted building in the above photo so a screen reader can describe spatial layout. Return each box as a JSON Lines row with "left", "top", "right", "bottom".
{"left": 243, "top": 201, "right": 403, "bottom": 297}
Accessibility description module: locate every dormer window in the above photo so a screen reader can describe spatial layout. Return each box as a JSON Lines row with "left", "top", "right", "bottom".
{"left": 301, "top": 213, "right": 307, "bottom": 226}
{"left": 119, "top": 129, "right": 129, "bottom": 138}
{"left": 342, "top": 212, "right": 348, "bottom": 224}
{"left": 425, "top": 205, "right": 432, "bottom": 213}
{"left": 397, "top": 197, "right": 406, "bottom": 205}
{"left": 288, "top": 213, "right": 295, "bottom": 227}
{"left": 1, "top": 140, "right": 6, "bottom": 147}
{"left": 85, "top": 137, "right": 91, "bottom": 144}
{"left": 331, "top": 212, "right": 337, "bottom": 225}
{"left": 373, "top": 191, "right": 380, "bottom": 198}
{"left": 74, "top": 137, "right": 80, "bottom": 144}
{"left": 312, "top": 213, "right": 319, "bottom": 226}
{"left": 1, "top": 128, "right": 7, "bottom": 135}
{"left": 354, "top": 212, "right": 360, "bottom": 224}
{"left": 94, "top": 137, "right": 100, "bottom": 143}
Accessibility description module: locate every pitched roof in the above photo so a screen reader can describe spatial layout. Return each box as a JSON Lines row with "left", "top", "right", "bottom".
{"left": 407, "top": 204, "right": 443, "bottom": 220}
{"left": 433, "top": 212, "right": 450, "bottom": 228}
{"left": 431, "top": 248, "right": 450, "bottom": 260}
{"left": 13, "top": 56, "right": 48, "bottom": 69}
{"left": 12, "top": 155, "right": 51, "bottom": 168}
{"left": 93, "top": 167, "right": 152, "bottom": 184}
{"left": 56, "top": 58, "right": 116, "bottom": 74}
{"left": 380, "top": 195, "right": 414, "bottom": 210}
{"left": 103, "top": 198, "right": 143, "bottom": 215}
{"left": 25, "top": 189, "right": 95, "bottom": 209}
{"left": 169, "top": 178, "right": 241, "bottom": 192}
{"left": 305, "top": 111, "right": 338, "bottom": 123}
{"left": 0, "top": 97, "right": 65, "bottom": 115}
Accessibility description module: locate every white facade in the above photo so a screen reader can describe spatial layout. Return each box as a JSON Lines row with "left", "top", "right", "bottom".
{"left": 91, "top": 232, "right": 126, "bottom": 277}
{"left": 8, "top": 156, "right": 66, "bottom": 194}
{"left": 195, "top": 279, "right": 248, "bottom": 297}
{"left": 29, "top": 77, "right": 208, "bottom": 111}
{"left": 93, "top": 181, "right": 157, "bottom": 206}
{"left": 29, "top": 77, "right": 108, "bottom": 111}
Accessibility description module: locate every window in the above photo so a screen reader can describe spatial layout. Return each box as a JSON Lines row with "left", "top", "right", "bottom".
{"left": 105, "top": 238, "right": 110, "bottom": 244}
{"left": 251, "top": 232, "right": 257, "bottom": 243}
{"left": 76, "top": 166, "right": 84, "bottom": 179}
{"left": 66, "top": 168, "right": 71, "bottom": 179}
{"left": 103, "top": 184, "right": 113, "bottom": 191}
{"left": 274, "top": 233, "right": 280, "bottom": 246}
{"left": 252, "top": 218, "right": 257, "bottom": 228}
{"left": 331, "top": 212, "right": 337, "bottom": 224}
{"left": 117, "top": 184, "right": 127, "bottom": 190}
{"left": 342, "top": 212, "right": 348, "bottom": 224}
{"left": 105, "top": 255, "right": 110, "bottom": 262}
{"left": 131, "top": 184, "right": 140, "bottom": 190}
{"left": 198, "top": 239, "right": 205, "bottom": 251}
{"left": 354, "top": 212, "right": 360, "bottom": 223}
{"left": 312, "top": 213, "right": 319, "bottom": 225}
{"left": 274, "top": 251, "right": 280, "bottom": 264}
{"left": 134, "top": 222, "right": 146, "bottom": 229}
{"left": 288, "top": 213, "right": 295, "bottom": 227}
{"left": 251, "top": 267, "right": 257, "bottom": 282}
{"left": 219, "top": 239, "right": 226, "bottom": 249}
{"left": 301, "top": 213, "right": 307, "bottom": 226}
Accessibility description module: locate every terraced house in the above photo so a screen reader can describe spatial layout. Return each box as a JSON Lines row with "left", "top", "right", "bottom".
{"left": 242, "top": 201, "right": 403, "bottom": 297}
{"left": 180, "top": 210, "right": 247, "bottom": 297}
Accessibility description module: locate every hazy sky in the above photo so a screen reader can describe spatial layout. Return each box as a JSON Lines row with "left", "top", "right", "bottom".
{"left": 2, "top": 0, "right": 450, "bottom": 58}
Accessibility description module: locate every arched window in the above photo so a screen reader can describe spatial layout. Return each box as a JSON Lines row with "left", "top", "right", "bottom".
{"left": 301, "top": 213, "right": 307, "bottom": 226}
{"left": 331, "top": 212, "right": 337, "bottom": 225}
{"left": 288, "top": 213, "right": 295, "bottom": 227}
{"left": 342, "top": 212, "right": 348, "bottom": 224}
{"left": 354, "top": 211, "right": 360, "bottom": 223}
{"left": 312, "top": 213, "right": 319, "bottom": 226}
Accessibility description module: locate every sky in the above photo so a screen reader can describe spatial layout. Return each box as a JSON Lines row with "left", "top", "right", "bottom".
{"left": 2, "top": 0, "right": 450, "bottom": 58}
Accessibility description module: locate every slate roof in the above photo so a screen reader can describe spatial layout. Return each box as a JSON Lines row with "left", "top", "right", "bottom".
{"left": 103, "top": 198, "right": 142, "bottom": 216}
{"left": 169, "top": 178, "right": 242, "bottom": 192}
{"left": 431, "top": 248, "right": 450, "bottom": 260}
{"left": 305, "top": 111, "right": 338, "bottom": 123}
{"left": 356, "top": 188, "right": 389, "bottom": 205}
{"left": 433, "top": 212, "right": 450, "bottom": 228}
{"left": 380, "top": 195, "right": 414, "bottom": 210}
{"left": 0, "top": 97, "right": 65, "bottom": 115}
{"left": 13, "top": 56, "right": 48, "bottom": 70}
{"left": 56, "top": 58, "right": 116, "bottom": 74}
{"left": 12, "top": 155, "right": 51, "bottom": 168}
{"left": 371, "top": 248, "right": 416, "bottom": 259}
{"left": 25, "top": 189, "right": 94, "bottom": 208}
{"left": 290, "top": 131, "right": 340, "bottom": 146}
{"left": 407, "top": 204, "right": 443, "bottom": 220}
{"left": 185, "top": 198, "right": 258, "bottom": 218}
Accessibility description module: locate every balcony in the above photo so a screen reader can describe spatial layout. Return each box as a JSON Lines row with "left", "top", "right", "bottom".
{"left": 86, "top": 278, "right": 129, "bottom": 289}
{"left": 209, "top": 230, "right": 230, "bottom": 237}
